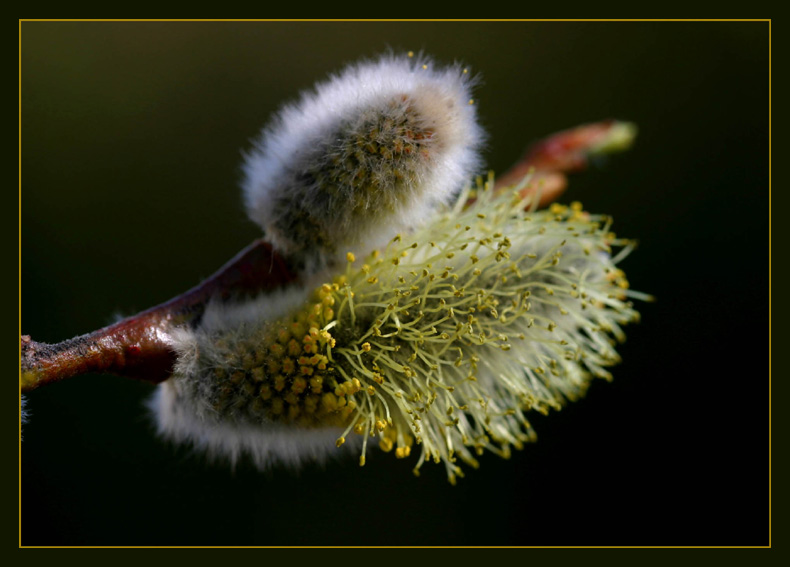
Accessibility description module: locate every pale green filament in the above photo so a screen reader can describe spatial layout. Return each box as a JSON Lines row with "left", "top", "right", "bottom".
{"left": 316, "top": 176, "right": 645, "bottom": 482}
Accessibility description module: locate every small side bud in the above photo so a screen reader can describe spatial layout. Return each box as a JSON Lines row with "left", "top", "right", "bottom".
{"left": 587, "top": 121, "right": 638, "bottom": 155}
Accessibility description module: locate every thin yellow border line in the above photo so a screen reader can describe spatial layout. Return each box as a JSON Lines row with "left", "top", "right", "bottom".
{"left": 18, "top": 18, "right": 772, "bottom": 22}
{"left": 18, "top": 17, "right": 23, "bottom": 551}
{"left": 767, "top": 18, "right": 772, "bottom": 551}
{"left": 18, "top": 18, "right": 772, "bottom": 549}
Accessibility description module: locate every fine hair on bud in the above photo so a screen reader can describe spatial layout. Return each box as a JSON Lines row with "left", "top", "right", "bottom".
{"left": 242, "top": 52, "right": 485, "bottom": 271}
{"left": 150, "top": 177, "right": 649, "bottom": 481}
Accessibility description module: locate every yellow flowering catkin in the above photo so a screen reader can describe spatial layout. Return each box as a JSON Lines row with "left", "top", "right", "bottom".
{"left": 154, "top": 176, "right": 648, "bottom": 482}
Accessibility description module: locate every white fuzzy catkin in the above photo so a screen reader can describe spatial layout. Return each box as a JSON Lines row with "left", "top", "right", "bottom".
{"left": 241, "top": 53, "right": 484, "bottom": 270}
{"left": 150, "top": 384, "right": 361, "bottom": 470}
{"left": 150, "top": 285, "right": 362, "bottom": 469}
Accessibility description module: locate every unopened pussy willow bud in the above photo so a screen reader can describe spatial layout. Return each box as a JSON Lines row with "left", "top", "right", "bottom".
{"left": 242, "top": 53, "right": 484, "bottom": 270}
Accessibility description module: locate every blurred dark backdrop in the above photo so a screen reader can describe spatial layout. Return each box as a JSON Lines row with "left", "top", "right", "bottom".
{"left": 20, "top": 21, "right": 769, "bottom": 546}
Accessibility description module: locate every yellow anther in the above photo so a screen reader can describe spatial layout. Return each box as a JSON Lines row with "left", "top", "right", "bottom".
{"left": 302, "top": 342, "right": 317, "bottom": 355}
{"left": 277, "top": 328, "right": 291, "bottom": 344}
{"left": 268, "top": 343, "right": 285, "bottom": 358}
{"left": 321, "top": 392, "right": 338, "bottom": 412}
{"left": 291, "top": 376, "right": 307, "bottom": 394}
{"left": 379, "top": 437, "right": 394, "bottom": 452}
{"left": 273, "top": 375, "right": 287, "bottom": 392}
{"left": 395, "top": 446, "right": 411, "bottom": 458}
{"left": 309, "top": 353, "right": 324, "bottom": 366}
{"left": 287, "top": 339, "right": 301, "bottom": 357}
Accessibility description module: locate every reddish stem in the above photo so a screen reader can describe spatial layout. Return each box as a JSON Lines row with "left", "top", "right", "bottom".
{"left": 20, "top": 240, "right": 296, "bottom": 392}
{"left": 494, "top": 120, "right": 634, "bottom": 206}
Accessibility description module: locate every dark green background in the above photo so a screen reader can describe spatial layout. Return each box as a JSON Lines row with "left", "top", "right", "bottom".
{"left": 21, "top": 21, "right": 769, "bottom": 546}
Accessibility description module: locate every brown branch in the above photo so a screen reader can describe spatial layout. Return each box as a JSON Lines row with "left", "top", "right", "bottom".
{"left": 20, "top": 240, "right": 296, "bottom": 392}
